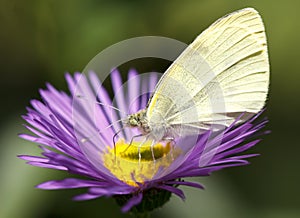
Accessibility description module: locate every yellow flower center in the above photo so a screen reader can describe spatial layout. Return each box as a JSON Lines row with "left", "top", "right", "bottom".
{"left": 102, "top": 139, "right": 180, "bottom": 187}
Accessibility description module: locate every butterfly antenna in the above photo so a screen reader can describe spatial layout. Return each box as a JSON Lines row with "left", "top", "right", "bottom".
{"left": 80, "top": 118, "right": 126, "bottom": 143}
{"left": 97, "top": 118, "right": 126, "bottom": 134}
{"left": 76, "top": 94, "right": 127, "bottom": 115}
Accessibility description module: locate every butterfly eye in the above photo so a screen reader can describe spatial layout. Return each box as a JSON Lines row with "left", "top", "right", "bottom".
{"left": 128, "top": 116, "right": 138, "bottom": 126}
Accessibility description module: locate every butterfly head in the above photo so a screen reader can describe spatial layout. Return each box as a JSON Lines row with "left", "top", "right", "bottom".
{"left": 124, "top": 109, "right": 151, "bottom": 134}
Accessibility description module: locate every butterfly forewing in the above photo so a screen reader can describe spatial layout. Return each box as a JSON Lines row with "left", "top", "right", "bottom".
{"left": 146, "top": 8, "right": 269, "bottom": 131}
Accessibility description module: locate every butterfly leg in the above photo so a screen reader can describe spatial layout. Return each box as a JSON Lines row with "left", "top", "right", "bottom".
{"left": 163, "top": 136, "right": 176, "bottom": 161}
{"left": 136, "top": 135, "right": 150, "bottom": 165}
{"left": 149, "top": 139, "right": 157, "bottom": 165}
{"left": 121, "top": 134, "right": 144, "bottom": 154}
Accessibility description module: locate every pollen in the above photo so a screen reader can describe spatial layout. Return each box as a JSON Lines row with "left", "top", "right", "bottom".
{"left": 102, "top": 139, "right": 179, "bottom": 187}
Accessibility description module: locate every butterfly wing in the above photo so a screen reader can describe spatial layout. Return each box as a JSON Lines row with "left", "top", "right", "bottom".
{"left": 146, "top": 8, "right": 269, "bottom": 133}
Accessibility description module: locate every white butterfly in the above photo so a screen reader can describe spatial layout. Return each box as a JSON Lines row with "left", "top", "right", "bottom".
{"left": 124, "top": 8, "right": 269, "bottom": 142}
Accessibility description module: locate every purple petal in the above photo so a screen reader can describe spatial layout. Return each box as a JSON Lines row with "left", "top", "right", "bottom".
{"left": 121, "top": 193, "right": 143, "bottom": 213}
{"left": 149, "top": 72, "right": 158, "bottom": 92}
{"left": 88, "top": 186, "right": 134, "bottom": 195}
{"left": 214, "top": 140, "right": 260, "bottom": 161}
{"left": 73, "top": 193, "right": 104, "bottom": 201}
{"left": 127, "top": 69, "right": 139, "bottom": 113}
{"left": 111, "top": 69, "right": 128, "bottom": 113}
{"left": 65, "top": 73, "right": 77, "bottom": 95}
{"left": 36, "top": 178, "right": 103, "bottom": 189}
{"left": 18, "top": 155, "right": 48, "bottom": 162}
{"left": 27, "top": 161, "right": 67, "bottom": 170}
{"left": 158, "top": 185, "right": 185, "bottom": 200}
{"left": 165, "top": 180, "right": 204, "bottom": 189}
{"left": 229, "top": 153, "right": 260, "bottom": 159}
{"left": 39, "top": 147, "right": 103, "bottom": 179}
{"left": 210, "top": 159, "right": 248, "bottom": 165}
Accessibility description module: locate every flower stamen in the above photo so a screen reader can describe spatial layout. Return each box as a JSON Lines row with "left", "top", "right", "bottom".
{"left": 103, "top": 138, "right": 180, "bottom": 187}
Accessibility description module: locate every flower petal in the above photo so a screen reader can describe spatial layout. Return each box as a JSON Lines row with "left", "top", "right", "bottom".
{"left": 121, "top": 192, "right": 143, "bottom": 213}
{"left": 165, "top": 180, "right": 204, "bottom": 189}
{"left": 127, "top": 69, "right": 139, "bottom": 113}
{"left": 36, "top": 178, "right": 104, "bottom": 190}
{"left": 73, "top": 193, "right": 104, "bottom": 201}
{"left": 158, "top": 185, "right": 185, "bottom": 200}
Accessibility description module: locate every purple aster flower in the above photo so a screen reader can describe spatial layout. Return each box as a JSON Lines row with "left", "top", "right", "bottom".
{"left": 19, "top": 69, "right": 267, "bottom": 215}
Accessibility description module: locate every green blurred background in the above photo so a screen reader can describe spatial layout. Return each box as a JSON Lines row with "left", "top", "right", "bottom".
{"left": 1, "top": 0, "right": 299, "bottom": 217}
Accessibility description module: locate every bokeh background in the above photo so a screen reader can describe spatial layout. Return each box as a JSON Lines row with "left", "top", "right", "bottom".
{"left": 1, "top": 0, "right": 299, "bottom": 217}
